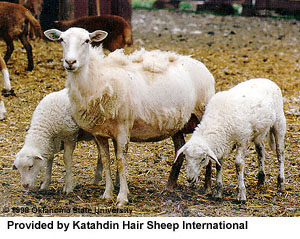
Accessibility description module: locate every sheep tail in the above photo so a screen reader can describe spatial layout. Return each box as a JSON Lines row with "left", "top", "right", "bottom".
{"left": 24, "top": 9, "right": 43, "bottom": 39}
{"left": 124, "top": 25, "right": 133, "bottom": 46}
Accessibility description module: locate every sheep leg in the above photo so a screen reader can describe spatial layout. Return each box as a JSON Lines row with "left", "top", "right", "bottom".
{"left": 63, "top": 141, "right": 76, "bottom": 193}
{"left": 4, "top": 39, "right": 14, "bottom": 64}
{"left": 255, "top": 141, "right": 265, "bottom": 187}
{"left": 40, "top": 157, "right": 54, "bottom": 190}
{"left": 274, "top": 126, "right": 285, "bottom": 191}
{"left": 213, "top": 158, "right": 223, "bottom": 199}
{"left": 91, "top": 140, "right": 103, "bottom": 185}
{"left": 115, "top": 133, "right": 130, "bottom": 206}
{"left": 276, "top": 142, "right": 285, "bottom": 191}
{"left": 167, "top": 131, "right": 185, "bottom": 190}
{"left": 18, "top": 34, "right": 34, "bottom": 71}
{"left": 113, "top": 139, "right": 120, "bottom": 186}
{"left": 0, "top": 101, "right": 6, "bottom": 120}
{"left": 95, "top": 136, "right": 114, "bottom": 201}
{"left": 235, "top": 146, "right": 247, "bottom": 202}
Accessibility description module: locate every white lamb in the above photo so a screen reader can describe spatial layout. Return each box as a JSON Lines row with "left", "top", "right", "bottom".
{"left": 175, "top": 78, "right": 286, "bottom": 202}
{"left": 13, "top": 89, "right": 102, "bottom": 192}
{"left": 44, "top": 27, "right": 215, "bottom": 206}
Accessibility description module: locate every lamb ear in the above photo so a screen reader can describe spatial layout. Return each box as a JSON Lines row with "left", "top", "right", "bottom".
{"left": 89, "top": 30, "right": 108, "bottom": 43}
{"left": 205, "top": 148, "right": 221, "bottom": 167}
{"left": 44, "top": 29, "right": 63, "bottom": 41}
{"left": 173, "top": 145, "right": 187, "bottom": 163}
{"left": 33, "top": 155, "right": 44, "bottom": 161}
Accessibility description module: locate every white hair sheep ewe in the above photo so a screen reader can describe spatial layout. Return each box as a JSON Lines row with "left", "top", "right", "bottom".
{"left": 175, "top": 78, "right": 286, "bottom": 202}
{"left": 44, "top": 27, "right": 215, "bottom": 206}
{"left": 13, "top": 89, "right": 102, "bottom": 193}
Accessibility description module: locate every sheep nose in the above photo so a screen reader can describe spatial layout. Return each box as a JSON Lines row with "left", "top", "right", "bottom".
{"left": 65, "top": 59, "right": 77, "bottom": 67}
{"left": 187, "top": 177, "right": 196, "bottom": 184}
{"left": 187, "top": 178, "right": 193, "bottom": 183}
{"left": 22, "top": 183, "right": 29, "bottom": 189}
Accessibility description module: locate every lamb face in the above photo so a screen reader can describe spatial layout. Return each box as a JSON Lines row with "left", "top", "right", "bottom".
{"left": 185, "top": 143, "right": 211, "bottom": 183}
{"left": 13, "top": 149, "right": 45, "bottom": 190}
{"left": 176, "top": 138, "right": 220, "bottom": 184}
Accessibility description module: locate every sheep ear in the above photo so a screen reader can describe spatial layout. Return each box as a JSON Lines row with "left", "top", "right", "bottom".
{"left": 89, "top": 30, "right": 108, "bottom": 43}
{"left": 33, "top": 156, "right": 44, "bottom": 161}
{"left": 205, "top": 149, "right": 221, "bottom": 167}
{"left": 44, "top": 29, "right": 63, "bottom": 41}
{"left": 173, "top": 145, "right": 187, "bottom": 163}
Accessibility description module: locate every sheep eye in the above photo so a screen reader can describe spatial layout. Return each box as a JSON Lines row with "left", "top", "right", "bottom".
{"left": 28, "top": 165, "right": 33, "bottom": 170}
{"left": 85, "top": 39, "right": 90, "bottom": 44}
{"left": 58, "top": 38, "right": 64, "bottom": 43}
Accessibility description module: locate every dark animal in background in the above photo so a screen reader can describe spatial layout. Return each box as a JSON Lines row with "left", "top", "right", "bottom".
{"left": 53, "top": 15, "right": 132, "bottom": 51}
{"left": 21, "top": 0, "right": 43, "bottom": 20}
{"left": 0, "top": 2, "right": 43, "bottom": 71}
{"left": 153, "top": 0, "right": 180, "bottom": 9}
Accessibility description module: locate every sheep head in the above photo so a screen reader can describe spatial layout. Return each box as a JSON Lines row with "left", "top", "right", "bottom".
{"left": 13, "top": 148, "right": 46, "bottom": 190}
{"left": 175, "top": 139, "right": 220, "bottom": 184}
{"left": 44, "top": 27, "right": 108, "bottom": 72}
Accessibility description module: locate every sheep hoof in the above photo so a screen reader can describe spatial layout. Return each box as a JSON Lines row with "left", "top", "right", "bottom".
{"left": 91, "top": 178, "right": 102, "bottom": 186}
{"left": 116, "top": 198, "right": 128, "bottom": 207}
{"left": 116, "top": 192, "right": 128, "bottom": 206}
{"left": 212, "top": 183, "right": 223, "bottom": 199}
{"left": 166, "top": 180, "right": 177, "bottom": 192}
{"left": 63, "top": 185, "right": 74, "bottom": 193}
{"left": 277, "top": 175, "right": 285, "bottom": 191}
{"left": 212, "top": 193, "right": 222, "bottom": 201}
{"left": 236, "top": 190, "right": 246, "bottom": 202}
{"left": 102, "top": 191, "right": 113, "bottom": 201}
{"left": 40, "top": 182, "right": 50, "bottom": 190}
{"left": 236, "top": 200, "right": 246, "bottom": 205}
{"left": 2, "top": 89, "right": 16, "bottom": 97}
{"left": 26, "top": 66, "right": 34, "bottom": 71}
{"left": 204, "top": 186, "right": 213, "bottom": 195}
{"left": 257, "top": 171, "right": 265, "bottom": 187}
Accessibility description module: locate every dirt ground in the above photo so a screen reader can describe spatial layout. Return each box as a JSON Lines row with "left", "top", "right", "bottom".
{"left": 0, "top": 9, "right": 300, "bottom": 217}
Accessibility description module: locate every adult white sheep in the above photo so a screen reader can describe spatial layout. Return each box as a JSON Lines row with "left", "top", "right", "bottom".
{"left": 13, "top": 89, "right": 103, "bottom": 192}
{"left": 175, "top": 78, "right": 286, "bottom": 202}
{"left": 44, "top": 27, "right": 215, "bottom": 206}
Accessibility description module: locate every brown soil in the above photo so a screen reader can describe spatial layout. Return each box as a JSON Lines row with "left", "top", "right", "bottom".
{"left": 0, "top": 9, "right": 299, "bottom": 217}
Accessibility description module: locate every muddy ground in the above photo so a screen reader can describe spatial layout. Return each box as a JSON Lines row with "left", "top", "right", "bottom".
{"left": 0, "top": 9, "right": 300, "bottom": 217}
